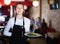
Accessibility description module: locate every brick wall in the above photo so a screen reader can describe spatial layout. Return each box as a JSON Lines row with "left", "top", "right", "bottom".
{"left": 42, "top": 0, "right": 60, "bottom": 32}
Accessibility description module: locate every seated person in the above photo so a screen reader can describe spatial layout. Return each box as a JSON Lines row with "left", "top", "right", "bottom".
{"left": 41, "top": 19, "right": 48, "bottom": 34}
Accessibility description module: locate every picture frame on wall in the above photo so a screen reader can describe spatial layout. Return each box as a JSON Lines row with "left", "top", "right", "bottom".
{"left": 48, "top": 0, "right": 59, "bottom": 10}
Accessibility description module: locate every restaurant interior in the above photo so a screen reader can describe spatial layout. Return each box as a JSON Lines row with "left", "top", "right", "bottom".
{"left": 0, "top": 0, "right": 60, "bottom": 44}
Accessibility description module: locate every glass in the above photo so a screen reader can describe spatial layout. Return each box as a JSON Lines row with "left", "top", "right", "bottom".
{"left": 30, "top": 24, "right": 34, "bottom": 32}
{"left": 30, "top": 25, "right": 35, "bottom": 33}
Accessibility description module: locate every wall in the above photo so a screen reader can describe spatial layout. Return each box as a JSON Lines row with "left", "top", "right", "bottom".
{"left": 29, "top": 0, "right": 40, "bottom": 20}
{"left": 30, "top": 6, "right": 40, "bottom": 19}
{"left": 42, "top": 0, "right": 60, "bottom": 32}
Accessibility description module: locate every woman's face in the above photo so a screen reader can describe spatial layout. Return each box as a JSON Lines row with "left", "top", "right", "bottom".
{"left": 16, "top": 4, "right": 24, "bottom": 15}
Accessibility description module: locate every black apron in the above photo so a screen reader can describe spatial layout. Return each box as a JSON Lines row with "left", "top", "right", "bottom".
{"left": 10, "top": 17, "right": 29, "bottom": 44}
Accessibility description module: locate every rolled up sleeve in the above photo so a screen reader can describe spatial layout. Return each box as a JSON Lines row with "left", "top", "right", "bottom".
{"left": 25, "top": 19, "right": 31, "bottom": 33}
{"left": 3, "top": 19, "right": 13, "bottom": 36}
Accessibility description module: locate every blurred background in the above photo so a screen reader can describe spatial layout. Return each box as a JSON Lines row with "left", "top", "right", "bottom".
{"left": 0, "top": 0, "right": 60, "bottom": 44}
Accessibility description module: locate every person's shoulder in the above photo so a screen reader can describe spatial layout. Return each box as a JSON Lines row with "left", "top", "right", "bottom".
{"left": 24, "top": 17, "right": 30, "bottom": 22}
{"left": 8, "top": 17, "right": 15, "bottom": 21}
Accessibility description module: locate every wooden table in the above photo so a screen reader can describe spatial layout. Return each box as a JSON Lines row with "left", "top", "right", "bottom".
{"left": 26, "top": 36, "right": 46, "bottom": 44}
{"left": 28, "top": 38, "right": 46, "bottom": 44}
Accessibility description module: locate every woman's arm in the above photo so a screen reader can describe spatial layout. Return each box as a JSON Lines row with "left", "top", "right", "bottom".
{"left": 3, "top": 18, "right": 13, "bottom": 36}
{"left": 25, "top": 18, "right": 31, "bottom": 33}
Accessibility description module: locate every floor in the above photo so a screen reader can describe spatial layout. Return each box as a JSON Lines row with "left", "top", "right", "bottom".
{"left": 27, "top": 38, "right": 46, "bottom": 44}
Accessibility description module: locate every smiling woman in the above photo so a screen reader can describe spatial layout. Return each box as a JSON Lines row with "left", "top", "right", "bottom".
{"left": 3, "top": 3, "right": 31, "bottom": 44}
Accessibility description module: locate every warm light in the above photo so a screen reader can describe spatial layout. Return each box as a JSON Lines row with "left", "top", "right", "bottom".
{"left": 49, "top": 0, "right": 54, "bottom": 5}
{"left": 0, "top": 4, "right": 2, "bottom": 8}
{"left": 33, "top": 0, "right": 39, "bottom": 7}
{"left": 24, "top": 5, "right": 27, "bottom": 10}
{"left": 4, "top": 0, "right": 11, "bottom": 5}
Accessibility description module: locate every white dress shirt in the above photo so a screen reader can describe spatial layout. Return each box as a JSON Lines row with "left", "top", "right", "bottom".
{"left": 3, "top": 17, "right": 31, "bottom": 36}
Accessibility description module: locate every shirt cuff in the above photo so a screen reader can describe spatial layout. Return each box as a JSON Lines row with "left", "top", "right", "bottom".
{"left": 3, "top": 32, "right": 12, "bottom": 36}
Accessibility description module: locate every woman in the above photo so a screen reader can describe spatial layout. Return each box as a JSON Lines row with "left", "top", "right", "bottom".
{"left": 3, "top": 3, "right": 31, "bottom": 44}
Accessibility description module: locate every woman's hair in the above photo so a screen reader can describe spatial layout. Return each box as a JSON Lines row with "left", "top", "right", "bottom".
{"left": 15, "top": 2, "right": 24, "bottom": 10}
